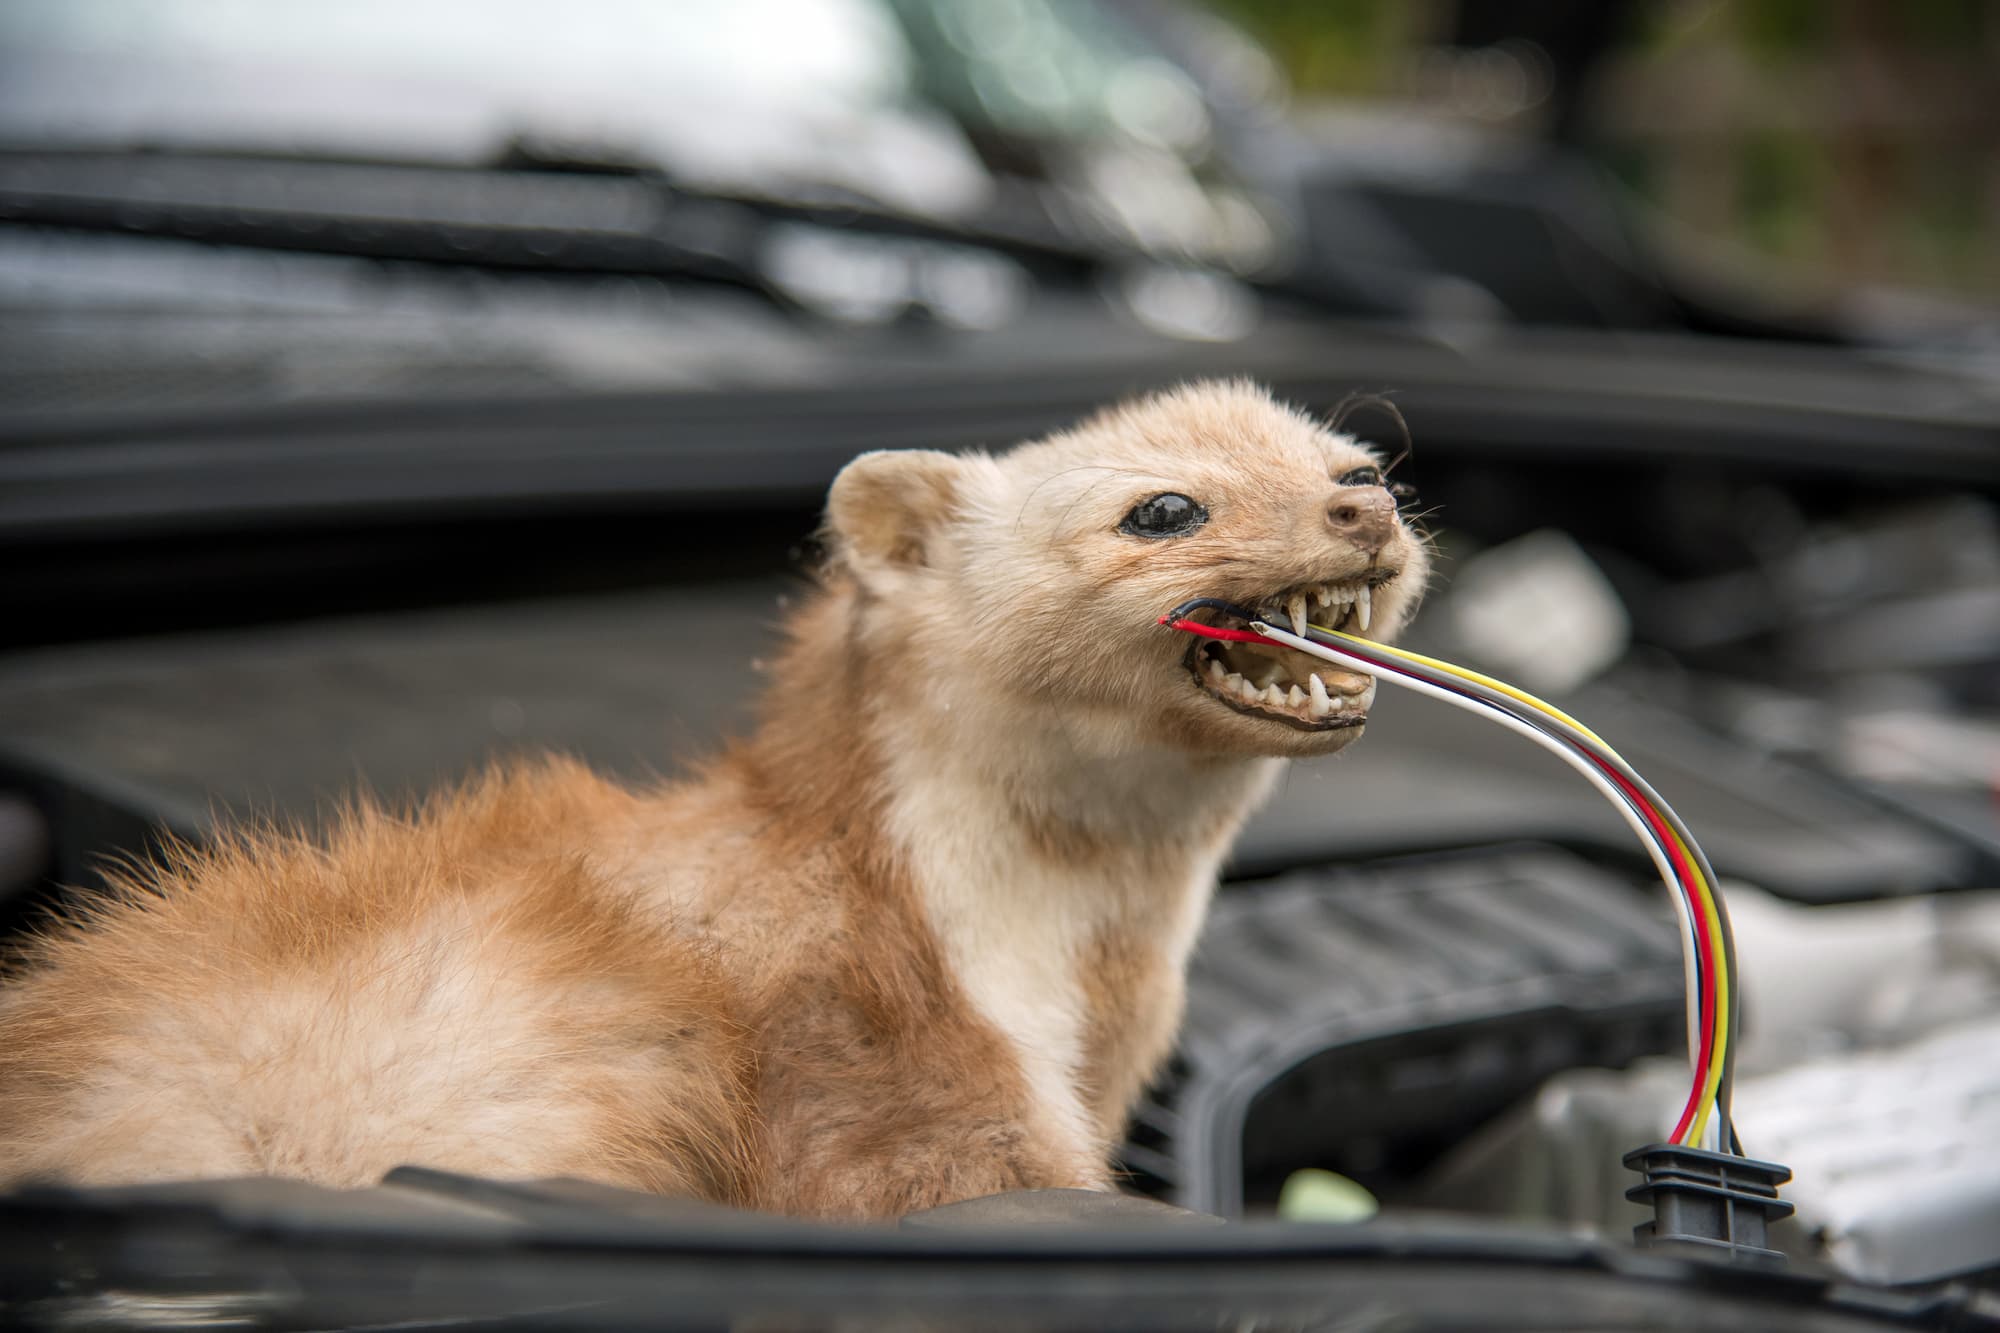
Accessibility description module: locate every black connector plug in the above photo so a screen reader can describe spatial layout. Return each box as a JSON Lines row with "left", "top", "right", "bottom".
{"left": 1623, "top": 1143, "right": 1794, "bottom": 1267}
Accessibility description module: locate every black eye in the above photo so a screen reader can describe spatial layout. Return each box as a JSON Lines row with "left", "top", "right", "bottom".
{"left": 1120, "top": 492, "right": 1207, "bottom": 538}
{"left": 1336, "top": 466, "right": 1384, "bottom": 488}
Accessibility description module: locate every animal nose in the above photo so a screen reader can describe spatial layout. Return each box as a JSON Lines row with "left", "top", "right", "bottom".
{"left": 1326, "top": 485, "right": 1395, "bottom": 555}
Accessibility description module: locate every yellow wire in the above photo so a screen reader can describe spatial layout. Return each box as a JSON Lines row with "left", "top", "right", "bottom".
{"left": 1309, "top": 621, "right": 1729, "bottom": 1146}
{"left": 1690, "top": 870, "right": 1730, "bottom": 1146}
{"left": 1316, "top": 626, "right": 1609, "bottom": 746}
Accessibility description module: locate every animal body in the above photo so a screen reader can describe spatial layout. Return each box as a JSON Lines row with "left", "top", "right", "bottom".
{"left": 0, "top": 381, "right": 1431, "bottom": 1219}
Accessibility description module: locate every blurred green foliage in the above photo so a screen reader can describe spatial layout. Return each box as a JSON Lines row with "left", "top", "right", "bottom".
{"left": 1207, "top": 0, "right": 1998, "bottom": 299}
{"left": 1204, "top": 0, "right": 1425, "bottom": 96}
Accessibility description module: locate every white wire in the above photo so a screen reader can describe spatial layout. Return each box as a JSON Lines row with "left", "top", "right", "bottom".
{"left": 1252, "top": 622, "right": 1709, "bottom": 1085}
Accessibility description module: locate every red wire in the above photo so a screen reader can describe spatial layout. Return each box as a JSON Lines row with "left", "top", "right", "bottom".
{"left": 1599, "top": 763, "right": 1717, "bottom": 1144}
{"left": 1163, "top": 613, "right": 1721, "bottom": 1144}
{"left": 1160, "top": 617, "right": 1277, "bottom": 644}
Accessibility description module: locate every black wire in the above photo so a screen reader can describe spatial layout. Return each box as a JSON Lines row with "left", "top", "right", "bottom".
{"left": 1163, "top": 596, "right": 1261, "bottom": 624}
{"left": 1712, "top": 887, "right": 1742, "bottom": 1154}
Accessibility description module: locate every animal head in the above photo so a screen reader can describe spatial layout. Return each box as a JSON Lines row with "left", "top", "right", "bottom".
{"left": 824, "top": 380, "right": 1431, "bottom": 760}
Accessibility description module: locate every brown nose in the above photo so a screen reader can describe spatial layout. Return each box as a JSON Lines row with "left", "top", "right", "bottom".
{"left": 1326, "top": 485, "right": 1395, "bottom": 555}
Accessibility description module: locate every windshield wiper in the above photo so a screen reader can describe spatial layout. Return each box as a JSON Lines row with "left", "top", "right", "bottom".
{"left": 0, "top": 148, "right": 1105, "bottom": 298}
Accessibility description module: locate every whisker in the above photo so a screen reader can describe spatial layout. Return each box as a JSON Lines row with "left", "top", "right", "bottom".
{"left": 1014, "top": 464, "right": 1154, "bottom": 535}
{"left": 1051, "top": 466, "right": 1158, "bottom": 538}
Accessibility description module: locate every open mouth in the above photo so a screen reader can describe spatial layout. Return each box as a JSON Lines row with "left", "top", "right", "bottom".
{"left": 1183, "top": 579, "right": 1388, "bottom": 730}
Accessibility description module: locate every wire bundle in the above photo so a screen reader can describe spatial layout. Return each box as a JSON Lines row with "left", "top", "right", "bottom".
{"left": 1162, "top": 598, "right": 1741, "bottom": 1154}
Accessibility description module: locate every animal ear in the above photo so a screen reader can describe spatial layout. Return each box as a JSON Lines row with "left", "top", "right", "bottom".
{"left": 826, "top": 449, "right": 968, "bottom": 580}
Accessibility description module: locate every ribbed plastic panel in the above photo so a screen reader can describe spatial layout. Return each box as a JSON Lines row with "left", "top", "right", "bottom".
{"left": 1122, "top": 844, "right": 1687, "bottom": 1215}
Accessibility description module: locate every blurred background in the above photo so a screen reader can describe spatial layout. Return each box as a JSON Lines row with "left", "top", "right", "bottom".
{"left": 2, "top": 0, "right": 2000, "bottom": 1320}
{"left": 1223, "top": 0, "right": 2000, "bottom": 303}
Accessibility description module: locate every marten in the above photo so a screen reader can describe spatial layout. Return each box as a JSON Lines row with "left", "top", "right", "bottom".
{"left": 0, "top": 380, "right": 1431, "bottom": 1220}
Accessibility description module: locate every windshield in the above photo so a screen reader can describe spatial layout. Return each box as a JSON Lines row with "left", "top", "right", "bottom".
{"left": 0, "top": 0, "right": 1237, "bottom": 227}
{"left": 0, "top": 0, "right": 1003, "bottom": 215}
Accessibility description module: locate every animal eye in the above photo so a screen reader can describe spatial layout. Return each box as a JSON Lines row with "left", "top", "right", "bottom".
{"left": 1120, "top": 493, "right": 1207, "bottom": 538}
{"left": 1336, "top": 466, "right": 1384, "bottom": 488}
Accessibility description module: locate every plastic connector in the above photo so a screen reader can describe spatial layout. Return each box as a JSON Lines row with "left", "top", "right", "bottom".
{"left": 1623, "top": 1143, "right": 1794, "bottom": 1267}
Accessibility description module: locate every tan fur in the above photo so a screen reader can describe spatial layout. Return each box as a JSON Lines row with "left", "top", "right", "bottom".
{"left": 0, "top": 380, "right": 1430, "bottom": 1219}
{"left": 0, "top": 763, "right": 762, "bottom": 1199}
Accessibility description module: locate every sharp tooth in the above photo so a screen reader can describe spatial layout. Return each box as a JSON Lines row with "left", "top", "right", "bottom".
{"left": 1356, "top": 586, "right": 1373, "bottom": 632}
{"left": 1308, "top": 673, "right": 1332, "bottom": 717}
{"left": 1287, "top": 684, "right": 1306, "bottom": 708}
{"left": 1261, "top": 684, "right": 1286, "bottom": 707}
{"left": 1288, "top": 593, "right": 1311, "bottom": 635}
{"left": 1235, "top": 675, "right": 1259, "bottom": 702}
{"left": 1207, "top": 658, "right": 1226, "bottom": 683}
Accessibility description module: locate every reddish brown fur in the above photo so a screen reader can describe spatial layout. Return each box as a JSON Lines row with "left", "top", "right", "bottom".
{"left": 702, "top": 588, "right": 1093, "bottom": 1213}
{"left": 0, "top": 580, "right": 1085, "bottom": 1218}
{"left": 1075, "top": 925, "right": 1182, "bottom": 1149}
{"left": 0, "top": 763, "right": 762, "bottom": 1199}
{"left": 0, "top": 380, "right": 1430, "bottom": 1218}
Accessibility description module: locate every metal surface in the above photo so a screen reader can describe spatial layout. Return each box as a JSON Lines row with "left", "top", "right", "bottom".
{"left": 1418, "top": 884, "right": 2000, "bottom": 1286}
{"left": 0, "top": 591, "right": 1973, "bottom": 902}
{"left": 4, "top": 1169, "right": 1989, "bottom": 1332}
{"left": 1126, "top": 845, "right": 1688, "bottom": 1215}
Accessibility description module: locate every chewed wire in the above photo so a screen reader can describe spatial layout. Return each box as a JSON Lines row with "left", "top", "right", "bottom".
{"left": 1160, "top": 598, "right": 1740, "bottom": 1154}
